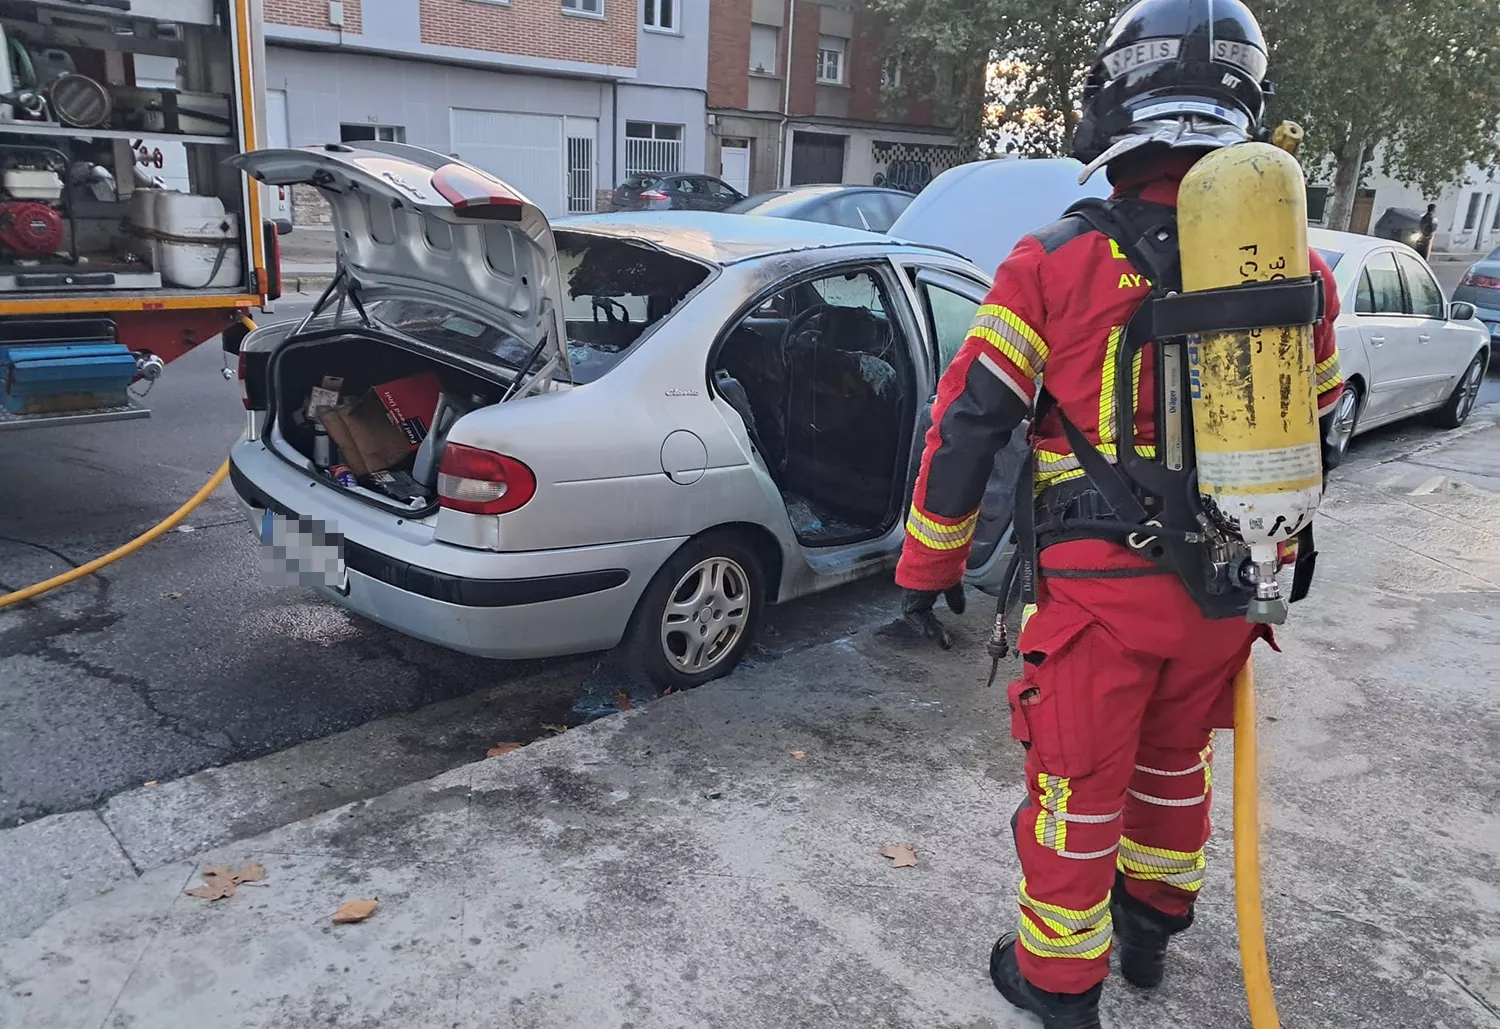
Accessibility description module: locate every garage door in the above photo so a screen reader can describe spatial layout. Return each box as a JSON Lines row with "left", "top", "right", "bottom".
{"left": 450, "top": 109, "right": 565, "bottom": 217}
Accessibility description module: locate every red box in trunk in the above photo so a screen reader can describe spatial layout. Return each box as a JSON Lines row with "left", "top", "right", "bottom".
{"left": 373, "top": 371, "right": 442, "bottom": 450}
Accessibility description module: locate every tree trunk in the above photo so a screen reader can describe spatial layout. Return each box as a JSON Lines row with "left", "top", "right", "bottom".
{"left": 1325, "top": 137, "right": 1366, "bottom": 232}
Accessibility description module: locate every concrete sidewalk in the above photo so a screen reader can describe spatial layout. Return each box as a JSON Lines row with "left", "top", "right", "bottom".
{"left": 4, "top": 423, "right": 1499, "bottom": 1029}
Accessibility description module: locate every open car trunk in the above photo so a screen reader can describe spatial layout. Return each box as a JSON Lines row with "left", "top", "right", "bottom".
{"left": 268, "top": 333, "right": 509, "bottom": 517}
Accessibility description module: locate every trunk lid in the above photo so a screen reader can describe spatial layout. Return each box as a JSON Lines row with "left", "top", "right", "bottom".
{"left": 890, "top": 158, "right": 1109, "bottom": 275}
{"left": 229, "top": 143, "right": 570, "bottom": 385}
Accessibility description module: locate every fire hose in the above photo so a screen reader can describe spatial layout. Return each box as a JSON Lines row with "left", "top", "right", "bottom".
{"left": 0, "top": 317, "right": 254, "bottom": 612}
{"left": 1234, "top": 660, "right": 1280, "bottom": 1028}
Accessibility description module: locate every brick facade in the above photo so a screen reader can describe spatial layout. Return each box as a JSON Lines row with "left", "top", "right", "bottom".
{"left": 419, "top": 0, "right": 635, "bottom": 66}
{"left": 266, "top": 0, "right": 362, "bottom": 34}
{"left": 707, "top": 0, "right": 752, "bottom": 110}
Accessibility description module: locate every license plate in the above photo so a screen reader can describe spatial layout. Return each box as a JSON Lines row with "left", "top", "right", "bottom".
{"left": 259, "top": 509, "right": 348, "bottom": 594}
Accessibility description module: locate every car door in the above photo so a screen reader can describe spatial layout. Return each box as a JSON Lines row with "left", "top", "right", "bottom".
{"left": 1354, "top": 249, "right": 1422, "bottom": 422}
{"left": 704, "top": 178, "right": 743, "bottom": 211}
{"left": 1394, "top": 250, "right": 1467, "bottom": 410}
{"left": 667, "top": 177, "right": 702, "bottom": 210}
{"left": 907, "top": 267, "right": 1028, "bottom": 594}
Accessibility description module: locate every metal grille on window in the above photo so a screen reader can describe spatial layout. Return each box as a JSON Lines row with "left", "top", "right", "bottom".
{"left": 625, "top": 123, "right": 682, "bottom": 177}
{"left": 567, "top": 136, "right": 595, "bottom": 214}
{"left": 871, "top": 139, "right": 974, "bottom": 194}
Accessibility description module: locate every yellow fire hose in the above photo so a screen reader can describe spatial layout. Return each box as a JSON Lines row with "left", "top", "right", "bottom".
{"left": 1234, "top": 660, "right": 1280, "bottom": 1027}
{"left": 0, "top": 317, "right": 253, "bottom": 612}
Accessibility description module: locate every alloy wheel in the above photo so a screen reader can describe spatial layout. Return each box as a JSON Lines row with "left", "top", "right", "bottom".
{"left": 1457, "top": 358, "right": 1483, "bottom": 422}
{"left": 1334, "top": 387, "right": 1360, "bottom": 455}
{"left": 659, "top": 557, "right": 751, "bottom": 675}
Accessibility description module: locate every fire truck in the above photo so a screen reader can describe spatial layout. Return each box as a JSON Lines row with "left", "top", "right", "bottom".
{"left": 0, "top": 0, "right": 279, "bottom": 430}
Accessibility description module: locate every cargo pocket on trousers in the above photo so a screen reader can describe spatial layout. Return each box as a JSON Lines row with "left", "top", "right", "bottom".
{"left": 1008, "top": 621, "right": 1098, "bottom": 777}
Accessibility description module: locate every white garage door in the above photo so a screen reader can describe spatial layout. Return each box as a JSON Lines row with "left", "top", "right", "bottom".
{"left": 450, "top": 108, "right": 565, "bottom": 217}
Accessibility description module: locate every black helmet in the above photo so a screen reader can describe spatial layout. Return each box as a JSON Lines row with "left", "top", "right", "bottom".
{"left": 1074, "top": 0, "right": 1272, "bottom": 176}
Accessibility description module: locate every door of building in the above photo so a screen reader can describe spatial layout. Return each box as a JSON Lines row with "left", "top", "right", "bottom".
{"left": 1350, "top": 189, "right": 1377, "bottom": 235}
{"left": 720, "top": 140, "right": 751, "bottom": 195}
{"left": 790, "top": 132, "right": 846, "bottom": 186}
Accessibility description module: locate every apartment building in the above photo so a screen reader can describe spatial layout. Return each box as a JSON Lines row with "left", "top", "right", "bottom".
{"left": 706, "top": 0, "right": 972, "bottom": 197}
{"left": 1310, "top": 153, "right": 1500, "bottom": 256}
{"left": 262, "top": 0, "right": 709, "bottom": 220}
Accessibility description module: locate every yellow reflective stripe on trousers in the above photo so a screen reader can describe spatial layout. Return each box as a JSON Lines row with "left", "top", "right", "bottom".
{"left": 1018, "top": 906, "right": 1113, "bottom": 961}
{"left": 1034, "top": 774, "right": 1071, "bottom": 853}
{"left": 905, "top": 506, "right": 978, "bottom": 551}
{"left": 1117, "top": 836, "right": 1206, "bottom": 891}
{"left": 1019, "top": 879, "right": 1110, "bottom": 935}
{"left": 1315, "top": 352, "right": 1343, "bottom": 391}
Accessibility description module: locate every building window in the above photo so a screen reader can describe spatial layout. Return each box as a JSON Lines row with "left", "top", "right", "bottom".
{"left": 561, "top": 0, "right": 602, "bottom": 16}
{"left": 1464, "top": 192, "right": 1484, "bottom": 230}
{"left": 750, "top": 24, "right": 779, "bottom": 75}
{"left": 881, "top": 58, "right": 902, "bottom": 89}
{"left": 643, "top": 0, "right": 674, "bottom": 31}
{"left": 1306, "top": 186, "right": 1329, "bottom": 224}
{"left": 625, "top": 121, "right": 683, "bottom": 176}
{"left": 1492, "top": 200, "right": 1500, "bottom": 232}
{"left": 340, "top": 124, "right": 405, "bottom": 143}
{"left": 816, "top": 35, "right": 846, "bottom": 85}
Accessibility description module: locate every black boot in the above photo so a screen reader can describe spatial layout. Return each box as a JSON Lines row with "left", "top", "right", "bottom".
{"left": 1110, "top": 874, "right": 1194, "bottom": 989}
{"left": 989, "top": 935, "right": 1103, "bottom": 1029}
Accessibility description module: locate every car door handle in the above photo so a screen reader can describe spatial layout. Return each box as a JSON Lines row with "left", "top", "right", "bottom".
{"left": 1369, "top": 335, "right": 1385, "bottom": 345}
{"left": 1418, "top": 333, "right": 1431, "bottom": 343}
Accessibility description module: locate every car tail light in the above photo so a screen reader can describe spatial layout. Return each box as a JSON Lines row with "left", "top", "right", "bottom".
{"left": 640, "top": 189, "right": 668, "bottom": 200}
{"left": 437, "top": 443, "right": 537, "bottom": 515}
{"left": 237, "top": 350, "right": 268, "bottom": 410}
{"left": 1460, "top": 271, "right": 1500, "bottom": 288}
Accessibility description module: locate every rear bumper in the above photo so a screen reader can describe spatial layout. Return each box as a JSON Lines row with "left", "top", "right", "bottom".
{"left": 228, "top": 441, "right": 684, "bottom": 660}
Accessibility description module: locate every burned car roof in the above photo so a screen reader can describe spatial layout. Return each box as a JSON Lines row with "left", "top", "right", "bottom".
{"left": 554, "top": 212, "right": 955, "bottom": 267}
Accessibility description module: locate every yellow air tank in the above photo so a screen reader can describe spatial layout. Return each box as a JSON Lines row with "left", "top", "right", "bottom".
{"left": 1176, "top": 142, "right": 1322, "bottom": 624}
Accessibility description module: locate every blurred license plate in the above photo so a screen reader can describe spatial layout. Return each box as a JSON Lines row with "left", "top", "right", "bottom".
{"left": 259, "top": 509, "right": 348, "bottom": 593}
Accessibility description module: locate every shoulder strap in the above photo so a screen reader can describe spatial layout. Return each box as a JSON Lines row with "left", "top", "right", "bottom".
{"left": 1062, "top": 197, "right": 1182, "bottom": 293}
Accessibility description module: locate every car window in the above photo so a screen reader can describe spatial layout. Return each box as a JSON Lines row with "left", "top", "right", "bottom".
{"left": 1356, "top": 269, "right": 1375, "bottom": 314}
{"left": 811, "top": 270, "right": 884, "bottom": 310}
{"left": 709, "top": 180, "right": 740, "bottom": 200}
{"left": 1395, "top": 251, "right": 1445, "bottom": 318}
{"left": 623, "top": 174, "right": 657, "bottom": 190}
{"left": 672, "top": 178, "right": 700, "bottom": 194}
{"left": 551, "top": 230, "right": 711, "bottom": 383}
{"left": 921, "top": 282, "right": 981, "bottom": 368}
{"left": 1362, "top": 251, "right": 1407, "bottom": 314}
{"left": 1488, "top": 245, "right": 1500, "bottom": 260}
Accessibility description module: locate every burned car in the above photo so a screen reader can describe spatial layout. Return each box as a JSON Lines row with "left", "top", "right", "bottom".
{"left": 228, "top": 143, "right": 1099, "bottom": 687}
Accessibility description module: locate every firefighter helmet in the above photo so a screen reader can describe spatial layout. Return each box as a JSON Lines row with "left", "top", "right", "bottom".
{"left": 1074, "top": 0, "right": 1272, "bottom": 181}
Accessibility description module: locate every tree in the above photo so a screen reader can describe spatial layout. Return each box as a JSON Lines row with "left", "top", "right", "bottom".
{"left": 1260, "top": 0, "right": 1500, "bottom": 231}
{"left": 865, "top": 0, "right": 1113, "bottom": 156}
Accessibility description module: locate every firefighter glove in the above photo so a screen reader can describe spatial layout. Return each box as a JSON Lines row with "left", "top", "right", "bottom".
{"left": 899, "top": 585, "right": 966, "bottom": 649}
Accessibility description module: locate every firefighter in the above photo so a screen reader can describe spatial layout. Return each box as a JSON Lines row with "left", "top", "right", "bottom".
{"left": 895, "top": 1, "right": 1346, "bottom": 1025}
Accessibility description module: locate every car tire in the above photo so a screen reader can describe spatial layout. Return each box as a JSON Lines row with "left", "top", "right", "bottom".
{"left": 619, "top": 530, "right": 767, "bottom": 691}
{"left": 1431, "top": 352, "right": 1487, "bottom": 429}
{"left": 1329, "top": 380, "right": 1362, "bottom": 463}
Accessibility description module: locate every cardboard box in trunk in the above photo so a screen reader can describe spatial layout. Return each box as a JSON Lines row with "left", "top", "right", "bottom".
{"left": 317, "top": 372, "right": 441, "bottom": 478}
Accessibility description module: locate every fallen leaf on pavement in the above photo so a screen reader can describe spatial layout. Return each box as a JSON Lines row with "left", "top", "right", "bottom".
{"left": 164, "top": 592, "right": 184, "bottom": 600}
{"left": 486, "top": 743, "right": 522, "bottom": 758}
{"left": 542, "top": 724, "right": 568, "bottom": 735}
{"left": 333, "top": 898, "right": 378, "bottom": 924}
{"left": 790, "top": 751, "right": 806, "bottom": 760}
{"left": 879, "top": 844, "right": 919, "bottom": 869}
{"left": 615, "top": 692, "right": 633, "bottom": 711}
{"left": 142, "top": 780, "right": 158, "bottom": 788}
{"left": 185, "top": 865, "right": 238, "bottom": 901}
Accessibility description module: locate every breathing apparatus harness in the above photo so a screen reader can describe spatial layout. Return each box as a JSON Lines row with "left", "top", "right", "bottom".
{"left": 984, "top": 195, "right": 1325, "bottom": 682}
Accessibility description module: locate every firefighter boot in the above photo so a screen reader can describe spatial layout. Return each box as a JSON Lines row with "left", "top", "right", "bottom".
{"left": 989, "top": 935, "right": 1103, "bottom": 1029}
{"left": 1110, "top": 873, "right": 1194, "bottom": 989}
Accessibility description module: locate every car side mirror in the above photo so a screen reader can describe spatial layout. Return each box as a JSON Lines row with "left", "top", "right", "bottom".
{"left": 1450, "top": 300, "right": 1477, "bottom": 322}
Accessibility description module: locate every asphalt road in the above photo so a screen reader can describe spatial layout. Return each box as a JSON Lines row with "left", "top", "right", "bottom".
{"left": 2, "top": 291, "right": 1497, "bottom": 827}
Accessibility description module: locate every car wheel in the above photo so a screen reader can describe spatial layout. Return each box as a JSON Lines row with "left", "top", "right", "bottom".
{"left": 1330, "top": 381, "right": 1362, "bottom": 461}
{"left": 620, "top": 531, "right": 766, "bottom": 690}
{"left": 1431, "top": 352, "right": 1487, "bottom": 429}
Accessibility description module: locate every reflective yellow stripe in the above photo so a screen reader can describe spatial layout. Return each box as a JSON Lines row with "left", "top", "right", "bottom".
{"left": 1019, "top": 879, "right": 1110, "bottom": 934}
{"left": 1117, "top": 836, "right": 1206, "bottom": 891}
{"left": 1034, "top": 444, "right": 1157, "bottom": 489}
{"left": 969, "top": 326, "right": 1040, "bottom": 381}
{"left": 1099, "top": 326, "right": 1122, "bottom": 444}
{"left": 905, "top": 505, "right": 978, "bottom": 551}
{"left": 1020, "top": 603, "right": 1037, "bottom": 630}
{"left": 977, "top": 304, "right": 1049, "bottom": 359}
{"left": 1035, "top": 774, "right": 1071, "bottom": 853}
{"left": 1018, "top": 907, "right": 1113, "bottom": 961}
{"left": 1315, "top": 353, "right": 1344, "bottom": 394}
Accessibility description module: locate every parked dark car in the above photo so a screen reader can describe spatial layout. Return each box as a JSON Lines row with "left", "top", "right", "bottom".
{"left": 1452, "top": 245, "right": 1500, "bottom": 341}
{"left": 610, "top": 173, "right": 745, "bottom": 212}
{"left": 725, "top": 185, "right": 914, "bottom": 233}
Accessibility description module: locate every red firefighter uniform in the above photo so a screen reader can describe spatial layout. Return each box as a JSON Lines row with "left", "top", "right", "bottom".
{"left": 897, "top": 152, "right": 1344, "bottom": 996}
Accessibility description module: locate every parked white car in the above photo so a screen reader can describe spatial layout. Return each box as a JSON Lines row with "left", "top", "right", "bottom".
{"left": 1309, "top": 227, "right": 1490, "bottom": 458}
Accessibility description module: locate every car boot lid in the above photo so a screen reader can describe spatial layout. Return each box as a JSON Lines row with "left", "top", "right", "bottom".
{"left": 230, "top": 142, "right": 570, "bottom": 388}
{"left": 889, "top": 158, "right": 1109, "bottom": 276}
